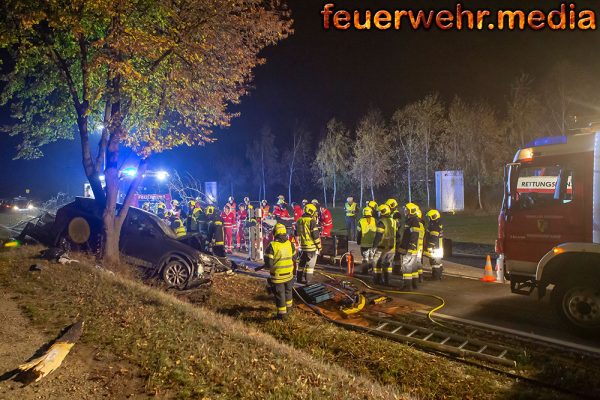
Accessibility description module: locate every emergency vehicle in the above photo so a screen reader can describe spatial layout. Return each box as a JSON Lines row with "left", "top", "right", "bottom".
{"left": 497, "top": 131, "right": 600, "bottom": 333}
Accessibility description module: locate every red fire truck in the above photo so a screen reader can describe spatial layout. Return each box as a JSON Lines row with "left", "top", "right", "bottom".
{"left": 497, "top": 131, "right": 600, "bottom": 333}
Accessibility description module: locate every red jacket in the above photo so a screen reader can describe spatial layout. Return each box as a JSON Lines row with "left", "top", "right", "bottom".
{"left": 293, "top": 205, "right": 303, "bottom": 221}
{"left": 237, "top": 209, "right": 248, "bottom": 224}
{"left": 273, "top": 204, "right": 291, "bottom": 219}
{"left": 226, "top": 202, "right": 237, "bottom": 220}
{"left": 320, "top": 208, "right": 333, "bottom": 233}
{"left": 221, "top": 210, "right": 236, "bottom": 229}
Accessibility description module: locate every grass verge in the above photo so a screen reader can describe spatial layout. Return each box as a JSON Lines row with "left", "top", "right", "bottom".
{"left": 0, "top": 246, "right": 403, "bottom": 399}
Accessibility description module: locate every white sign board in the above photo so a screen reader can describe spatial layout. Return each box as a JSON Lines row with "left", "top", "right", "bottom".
{"left": 517, "top": 176, "right": 572, "bottom": 194}
{"left": 435, "top": 170, "right": 464, "bottom": 212}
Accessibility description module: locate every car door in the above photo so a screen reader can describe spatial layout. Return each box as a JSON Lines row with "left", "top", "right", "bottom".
{"left": 120, "top": 210, "right": 168, "bottom": 268}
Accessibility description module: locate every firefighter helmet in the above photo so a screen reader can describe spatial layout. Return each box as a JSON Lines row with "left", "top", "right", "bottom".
{"left": 367, "top": 200, "right": 378, "bottom": 210}
{"left": 378, "top": 204, "right": 391, "bottom": 216}
{"left": 302, "top": 199, "right": 309, "bottom": 205}
{"left": 277, "top": 195, "right": 285, "bottom": 204}
{"left": 171, "top": 199, "right": 179, "bottom": 207}
{"left": 274, "top": 223, "right": 287, "bottom": 236}
{"left": 385, "top": 198, "right": 398, "bottom": 210}
{"left": 404, "top": 202, "right": 419, "bottom": 216}
{"left": 228, "top": 196, "right": 234, "bottom": 203}
{"left": 347, "top": 196, "right": 354, "bottom": 202}
{"left": 188, "top": 199, "right": 196, "bottom": 208}
{"left": 363, "top": 207, "right": 373, "bottom": 217}
{"left": 304, "top": 203, "right": 317, "bottom": 216}
{"left": 205, "top": 205, "right": 215, "bottom": 215}
{"left": 311, "top": 199, "right": 319, "bottom": 205}
{"left": 157, "top": 202, "right": 166, "bottom": 210}
{"left": 426, "top": 209, "right": 441, "bottom": 221}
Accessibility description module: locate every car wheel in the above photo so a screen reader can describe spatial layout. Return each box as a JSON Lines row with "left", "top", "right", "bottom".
{"left": 161, "top": 257, "right": 192, "bottom": 289}
{"left": 552, "top": 276, "right": 600, "bottom": 334}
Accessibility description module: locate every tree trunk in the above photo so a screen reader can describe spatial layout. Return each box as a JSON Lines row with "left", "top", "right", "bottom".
{"left": 425, "top": 144, "right": 430, "bottom": 207}
{"left": 359, "top": 173, "right": 363, "bottom": 206}
{"left": 332, "top": 169, "right": 337, "bottom": 208}
{"left": 407, "top": 165, "right": 412, "bottom": 203}
{"left": 322, "top": 172, "right": 327, "bottom": 208}
{"left": 288, "top": 165, "right": 293, "bottom": 204}
{"left": 370, "top": 181, "right": 375, "bottom": 201}
{"left": 477, "top": 178, "right": 483, "bottom": 209}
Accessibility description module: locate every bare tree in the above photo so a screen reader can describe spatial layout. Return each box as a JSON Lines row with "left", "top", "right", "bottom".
{"left": 282, "top": 126, "right": 311, "bottom": 203}
{"left": 505, "top": 73, "right": 547, "bottom": 148}
{"left": 314, "top": 118, "right": 352, "bottom": 207}
{"left": 246, "top": 125, "right": 278, "bottom": 201}
{"left": 392, "top": 106, "right": 424, "bottom": 203}
{"left": 168, "top": 171, "right": 209, "bottom": 204}
{"left": 352, "top": 110, "right": 393, "bottom": 204}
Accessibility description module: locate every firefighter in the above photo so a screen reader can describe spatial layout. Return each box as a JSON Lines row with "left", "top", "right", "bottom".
{"left": 255, "top": 223, "right": 297, "bottom": 321}
{"left": 424, "top": 209, "right": 444, "bottom": 280}
{"left": 186, "top": 200, "right": 198, "bottom": 232}
{"left": 367, "top": 200, "right": 378, "bottom": 218}
{"left": 292, "top": 202, "right": 303, "bottom": 222}
{"left": 399, "top": 203, "right": 425, "bottom": 290}
{"left": 221, "top": 204, "right": 235, "bottom": 254}
{"left": 170, "top": 213, "right": 187, "bottom": 237}
{"left": 357, "top": 206, "right": 377, "bottom": 274}
{"left": 142, "top": 202, "right": 151, "bottom": 212}
{"left": 236, "top": 203, "right": 249, "bottom": 251}
{"left": 261, "top": 199, "right": 270, "bottom": 217}
{"left": 171, "top": 199, "right": 182, "bottom": 218}
{"left": 319, "top": 204, "right": 333, "bottom": 237}
{"left": 243, "top": 196, "right": 253, "bottom": 211}
{"left": 295, "top": 203, "right": 322, "bottom": 284}
{"left": 207, "top": 206, "right": 225, "bottom": 257}
{"left": 344, "top": 196, "right": 357, "bottom": 241}
{"left": 415, "top": 208, "right": 425, "bottom": 282}
{"left": 385, "top": 198, "right": 400, "bottom": 221}
{"left": 163, "top": 210, "right": 173, "bottom": 226}
{"left": 372, "top": 204, "right": 397, "bottom": 285}
{"left": 156, "top": 202, "right": 166, "bottom": 219}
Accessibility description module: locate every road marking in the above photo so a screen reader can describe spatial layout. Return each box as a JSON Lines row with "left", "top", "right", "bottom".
{"left": 418, "top": 311, "right": 600, "bottom": 356}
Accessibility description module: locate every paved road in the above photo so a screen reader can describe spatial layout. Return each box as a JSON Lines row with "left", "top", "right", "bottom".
{"left": 232, "top": 251, "right": 600, "bottom": 353}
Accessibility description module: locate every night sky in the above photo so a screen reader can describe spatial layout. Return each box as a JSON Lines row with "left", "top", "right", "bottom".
{"left": 2, "top": 0, "right": 600, "bottom": 199}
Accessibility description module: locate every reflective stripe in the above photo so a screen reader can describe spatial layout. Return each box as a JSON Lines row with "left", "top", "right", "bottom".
{"left": 215, "top": 241, "right": 224, "bottom": 245}
{"left": 403, "top": 273, "right": 412, "bottom": 278}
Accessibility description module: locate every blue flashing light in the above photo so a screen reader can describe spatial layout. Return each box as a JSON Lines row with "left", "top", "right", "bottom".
{"left": 524, "top": 135, "right": 567, "bottom": 148}
{"left": 121, "top": 167, "right": 138, "bottom": 178}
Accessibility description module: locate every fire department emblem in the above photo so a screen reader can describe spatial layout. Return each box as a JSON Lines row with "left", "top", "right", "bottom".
{"left": 537, "top": 219, "right": 548, "bottom": 233}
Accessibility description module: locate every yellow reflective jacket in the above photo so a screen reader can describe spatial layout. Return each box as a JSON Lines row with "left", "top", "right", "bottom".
{"left": 264, "top": 239, "right": 296, "bottom": 283}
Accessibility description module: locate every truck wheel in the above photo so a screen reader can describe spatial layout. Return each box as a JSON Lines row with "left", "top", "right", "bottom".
{"left": 161, "top": 257, "right": 191, "bottom": 289}
{"left": 552, "top": 277, "right": 600, "bottom": 333}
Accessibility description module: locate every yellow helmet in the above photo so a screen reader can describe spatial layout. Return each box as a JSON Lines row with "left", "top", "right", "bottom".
{"left": 378, "top": 204, "right": 391, "bottom": 216}
{"left": 426, "top": 209, "right": 441, "bottom": 221}
{"left": 205, "top": 205, "right": 215, "bottom": 215}
{"left": 385, "top": 198, "right": 398, "bottom": 210}
{"left": 188, "top": 199, "right": 196, "bottom": 207}
{"left": 304, "top": 203, "right": 317, "bottom": 215}
{"left": 157, "top": 202, "right": 166, "bottom": 209}
{"left": 274, "top": 223, "right": 287, "bottom": 236}
{"left": 171, "top": 199, "right": 179, "bottom": 207}
{"left": 367, "top": 200, "right": 378, "bottom": 210}
{"left": 363, "top": 206, "right": 373, "bottom": 217}
{"left": 404, "top": 202, "right": 419, "bottom": 216}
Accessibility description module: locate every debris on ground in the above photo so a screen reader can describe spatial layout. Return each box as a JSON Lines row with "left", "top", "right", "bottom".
{"left": 29, "top": 264, "right": 44, "bottom": 272}
{"left": 15, "top": 321, "right": 84, "bottom": 385}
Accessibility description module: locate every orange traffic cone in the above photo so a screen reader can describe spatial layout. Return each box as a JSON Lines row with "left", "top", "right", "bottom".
{"left": 480, "top": 255, "right": 496, "bottom": 282}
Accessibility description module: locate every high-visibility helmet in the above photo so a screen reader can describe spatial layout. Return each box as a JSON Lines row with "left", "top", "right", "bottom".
{"left": 157, "top": 202, "right": 166, "bottom": 209}
{"left": 426, "top": 209, "right": 441, "bottom": 221}
{"left": 347, "top": 197, "right": 354, "bottom": 203}
{"left": 404, "top": 202, "right": 419, "bottom": 216}
{"left": 188, "top": 199, "right": 196, "bottom": 208}
{"left": 228, "top": 196, "right": 234, "bottom": 203}
{"left": 302, "top": 199, "right": 308, "bottom": 205}
{"left": 274, "top": 223, "right": 287, "bottom": 236}
{"left": 363, "top": 207, "right": 373, "bottom": 217}
{"left": 261, "top": 199, "right": 267, "bottom": 205}
{"left": 304, "top": 203, "right": 317, "bottom": 216}
{"left": 205, "top": 206, "right": 215, "bottom": 215}
{"left": 367, "top": 200, "right": 378, "bottom": 210}
{"left": 171, "top": 199, "right": 179, "bottom": 207}
{"left": 311, "top": 199, "right": 319, "bottom": 205}
{"left": 277, "top": 195, "right": 285, "bottom": 205}
{"left": 385, "top": 198, "right": 398, "bottom": 210}
{"left": 244, "top": 197, "right": 250, "bottom": 203}
{"left": 378, "top": 204, "right": 391, "bottom": 216}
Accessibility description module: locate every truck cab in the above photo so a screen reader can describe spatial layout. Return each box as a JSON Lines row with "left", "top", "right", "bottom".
{"left": 497, "top": 133, "right": 600, "bottom": 333}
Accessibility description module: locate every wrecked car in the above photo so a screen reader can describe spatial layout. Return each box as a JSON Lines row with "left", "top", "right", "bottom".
{"left": 19, "top": 197, "right": 229, "bottom": 289}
